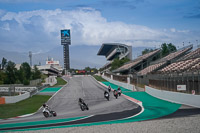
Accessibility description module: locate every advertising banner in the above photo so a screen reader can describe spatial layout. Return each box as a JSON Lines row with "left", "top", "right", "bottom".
{"left": 177, "top": 85, "right": 186, "bottom": 91}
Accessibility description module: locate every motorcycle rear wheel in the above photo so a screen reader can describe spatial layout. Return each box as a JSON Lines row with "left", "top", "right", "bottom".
{"left": 43, "top": 112, "right": 49, "bottom": 118}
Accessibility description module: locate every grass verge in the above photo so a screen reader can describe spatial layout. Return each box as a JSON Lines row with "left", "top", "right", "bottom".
{"left": 53, "top": 77, "right": 67, "bottom": 87}
{"left": 93, "top": 75, "right": 107, "bottom": 82}
{"left": 0, "top": 95, "right": 51, "bottom": 119}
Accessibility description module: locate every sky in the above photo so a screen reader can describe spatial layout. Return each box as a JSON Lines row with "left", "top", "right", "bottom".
{"left": 0, "top": 0, "right": 200, "bottom": 68}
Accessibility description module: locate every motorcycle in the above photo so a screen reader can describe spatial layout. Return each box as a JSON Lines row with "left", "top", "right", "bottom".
{"left": 79, "top": 103, "right": 89, "bottom": 111}
{"left": 117, "top": 89, "right": 122, "bottom": 96}
{"left": 104, "top": 92, "right": 110, "bottom": 101}
{"left": 43, "top": 108, "right": 57, "bottom": 118}
{"left": 108, "top": 86, "right": 111, "bottom": 92}
{"left": 113, "top": 90, "right": 118, "bottom": 99}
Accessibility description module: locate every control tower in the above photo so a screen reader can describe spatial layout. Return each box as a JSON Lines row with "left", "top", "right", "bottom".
{"left": 61, "top": 29, "right": 71, "bottom": 71}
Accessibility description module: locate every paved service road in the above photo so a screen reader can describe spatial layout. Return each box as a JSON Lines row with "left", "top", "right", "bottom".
{"left": 0, "top": 76, "right": 140, "bottom": 130}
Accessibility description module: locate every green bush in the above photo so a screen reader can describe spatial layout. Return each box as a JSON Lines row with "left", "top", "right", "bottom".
{"left": 23, "top": 79, "right": 30, "bottom": 85}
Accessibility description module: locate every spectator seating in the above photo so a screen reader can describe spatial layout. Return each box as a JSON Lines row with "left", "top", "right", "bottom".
{"left": 160, "top": 57, "right": 200, "bottom": 73}
{"left": 178, "top": 47, "right": 200, "bottom": 61}
{"left": 138, "top": 62, "right": 165, "bottom": 75}
{"left": 137, "top": 45, "right": 193, "bottom": 75}
{"left": 113, "top": 49, "right": 160, "bottom": 73}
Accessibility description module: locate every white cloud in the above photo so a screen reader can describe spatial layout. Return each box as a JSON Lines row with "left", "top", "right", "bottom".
{"left": 170, "top": 28, "right": 176, "bottom": 33}
{"left": 0, "top": 8, "right": 199, "bottom": 52}
{"left": 0, "top": 23, "right": 10, "bottom": 31}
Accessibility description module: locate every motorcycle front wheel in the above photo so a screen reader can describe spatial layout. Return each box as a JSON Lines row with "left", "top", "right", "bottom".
{"left": 80, "top": 105, "right": 85, "bottom": 111}
{"left": 43, "top": 112, "right": 49, "bottom": 118}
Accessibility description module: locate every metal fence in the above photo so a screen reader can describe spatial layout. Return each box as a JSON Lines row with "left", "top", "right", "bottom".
{"left": 104, "top": 73, "right": 111, "bottom": 78}
{"left": 148, "top": 72, "right": 200, "bottom": 94}
{"left": 103, "top": 72, "right": 200, "bottom": 95}
{"left": 104, "top": 73, "right": 128, "bottom": 83}
{"left": 113, "top": 75, "right": 127, "bottom": 83}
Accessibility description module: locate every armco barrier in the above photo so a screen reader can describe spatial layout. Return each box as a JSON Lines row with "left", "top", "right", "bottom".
{"left": 102, "top": 75, "right": 136, "bottom": 91}
{"left": 145, "top": 85, "right": 200, "bottom": 108}
{"left": 3, "top": 92, "right": 30, "bottom": 104}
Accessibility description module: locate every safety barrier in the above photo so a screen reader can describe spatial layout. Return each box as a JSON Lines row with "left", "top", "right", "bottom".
{"left": 102, "top": 75, "right": 136, "bottom": 91}
{"left": 145, "top": 85, "right": 200, "bottom": 108}
{"left": 0, "top": 86, "right": 38, "bottom": 104}
{"left": 42, "top": 76, "right": 57, "bottom": 86}
{"left": 1, "top": 91, "right": 30, "bottom": 104}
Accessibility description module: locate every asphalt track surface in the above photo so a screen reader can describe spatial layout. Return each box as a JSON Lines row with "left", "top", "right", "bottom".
{"left": 0, "top": 76, "right": 140, "bottom": 131}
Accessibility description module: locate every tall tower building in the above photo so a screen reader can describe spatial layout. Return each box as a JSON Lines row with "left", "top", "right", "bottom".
{"left": 61, "top": 29, "right": 71, "bottom": 71}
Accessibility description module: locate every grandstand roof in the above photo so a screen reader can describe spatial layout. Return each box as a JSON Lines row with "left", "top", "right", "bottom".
{"left": 97, "top": 43, "right": 132, "bottom": 63}
{"left": 97, "top": 43, "right": 127, "bottom": 56}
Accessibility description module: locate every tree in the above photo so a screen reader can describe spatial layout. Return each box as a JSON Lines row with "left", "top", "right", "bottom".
{"left": 32, "top": 65, "right": 41, "bottom": 80}
{"left": 19, "top": 62, "right": 32, "bottom": 85}
{"left": 142, "top": 48, "right": 153, "bottom": 55}
{"left": 1, "top": 57, "right": 7, "bottom": 70}
{"left": 20, "top": 62, "right": 31, "bottom": 80}
{"left": 161, "top": 43, "right": 177, "bottom": 57}
{"left": 4, "top": 61, "right": 17, "bottom": 84}
{"left": 111, "top": 57, "right": 130, "bottom": 71}
{"left": 168, "top": 43, "right": 177, "bottom": 53}
{"left": 161, "top": 43, "right": 169, "bottom": 57}
{"left": 84, "top": 67, "right": 91, "bottom": 72}
{"left": 0, "top": 70, "right": 6, "bottom": 84}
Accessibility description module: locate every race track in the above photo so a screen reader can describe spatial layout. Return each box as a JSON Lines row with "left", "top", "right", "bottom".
{"left": 0, "top": 76, "right": 140, "bottom": 131}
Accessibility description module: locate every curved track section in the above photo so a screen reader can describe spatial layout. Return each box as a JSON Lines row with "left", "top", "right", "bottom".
{"left": 0, "top": 76, "right": 140, "bottom": 131}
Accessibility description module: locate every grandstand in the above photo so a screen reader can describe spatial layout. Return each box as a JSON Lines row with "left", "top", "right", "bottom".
{"left": 137, "top": 45, "right": 193, "bottom": 76}
{"left": 159, "top": 47, "right": 200, "bottom": 74}
{"left": 100, "top": 61, "right": 113, "bottom": 71}
{"left": 113, "top": 49, "right": 161, "bottom": 74}
{"left": 178, "top": 46, "right": 200, "bottom": 61}
{"left": 37, "top": 58, "right": 63, "bottom": 76}
{"left": 101, "top": 44, "right": 200, "bottom": 94}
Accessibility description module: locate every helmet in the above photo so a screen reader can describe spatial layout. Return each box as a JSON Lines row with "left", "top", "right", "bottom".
{"left": 43, "top": 103, "right": 46, "bottom": 107}
{"left": 79, "top": 98, "right": 82, "bottom": 102}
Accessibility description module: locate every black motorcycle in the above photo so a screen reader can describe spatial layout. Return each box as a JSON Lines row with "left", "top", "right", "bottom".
{"left": 117, "top": 88, "right": 122, "bottom": 96}
{"left": 79, "top": 103, "right": 89, "bottom": 111}
{"left": 113, "top": 90, "right": 118, "bottom": 99}
{"left": 108, "top": 86, "right": 111, "bottom": 92}
{"left": 43, "top": 108, "right": 57, "bottom": 118}
{"left": 104, "top": 91, "right": 110, "bottom": 101}
{"left": 78, "top": 98, "right": 89, "bottom": 111}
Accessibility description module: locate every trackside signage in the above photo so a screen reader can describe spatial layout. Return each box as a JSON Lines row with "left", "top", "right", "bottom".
{"left": 177, "top": 85, "right": 186, "bottom": 91}
{"left": 61, "top": 29, "right": 71, "bottom": 45}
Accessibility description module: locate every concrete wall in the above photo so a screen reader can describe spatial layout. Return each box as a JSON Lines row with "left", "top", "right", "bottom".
{"left": 102, "top": 75, "right": 136, "bottom": 91}
{"left": 0, "top": 86, "right": 38, "bottom": 104}
{"left": 43, "top": 76, "right": 57, "bottom": 86}
{"left": 145, "top": 85, "right": 200, "bottom": 108}
{"left": 3, "top": 91, "right": 30, "bottom": 104}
